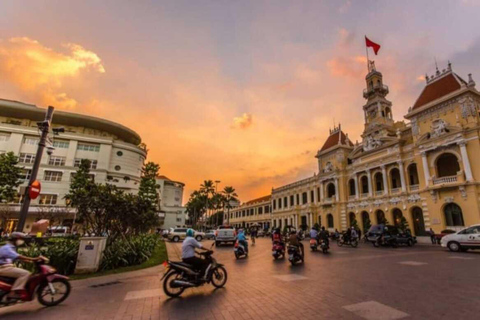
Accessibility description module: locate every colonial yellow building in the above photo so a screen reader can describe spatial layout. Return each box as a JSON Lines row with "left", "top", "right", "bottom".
{"left": 231, "top": 61, "right": 480, "bottom": 240}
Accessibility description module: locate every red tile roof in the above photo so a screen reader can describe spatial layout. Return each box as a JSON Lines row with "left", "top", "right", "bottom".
{"left": 412, "top": 73, "right": 465, "bottom": 110}
{"left": 320, "top": 130, "right": 353, "bottom": 152}
{"left": 245, "top": 195, "right": 271, "bottom": 205}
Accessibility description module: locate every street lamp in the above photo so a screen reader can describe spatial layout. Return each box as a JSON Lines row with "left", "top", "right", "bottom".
{"left": 214, "top": 180, "right": 221, "bottom": 226}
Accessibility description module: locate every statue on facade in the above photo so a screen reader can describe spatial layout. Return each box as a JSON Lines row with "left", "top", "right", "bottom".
{"left": 430, "top": 119, "right": 448, "bottom": 138}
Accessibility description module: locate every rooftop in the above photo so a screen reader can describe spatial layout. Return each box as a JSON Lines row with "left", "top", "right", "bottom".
{"left": 319, "top": 124, "right": 354, "bottom": 152}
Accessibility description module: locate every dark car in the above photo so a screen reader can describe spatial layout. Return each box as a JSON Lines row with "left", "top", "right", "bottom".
{"left": 366, "top": 224, "right": 417, "bottom": 247}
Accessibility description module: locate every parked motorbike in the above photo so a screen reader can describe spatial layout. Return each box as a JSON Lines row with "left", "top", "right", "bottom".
{"left": 287, "top": 245, "right": 304, "bottom": 265}
{"left": 162, "top": 245, "right": 227, "bottom": 298}
{"left": 319, "top": 239, "right": 329, "bottom": 253}
{"left": 0, "top": 256, "right": 71, "bottom": 307}
{"left": 310, "top": 238, "right": 318, "bottom": 251}
{"left": 234, "top": 240, "right": 248, "bottom": 259}
{"left": 373, "top": 234, "right": 398, "bottom": 248}
{"left": 272, "top": 241, "right": 285, "bottom": 260}
{"left": 337, "top": 234, "right": 359, "bottom": 248}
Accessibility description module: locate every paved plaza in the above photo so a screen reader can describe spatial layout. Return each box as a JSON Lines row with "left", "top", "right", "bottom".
{"left": 0, "top": 238, "right": 479, "bottom": 320}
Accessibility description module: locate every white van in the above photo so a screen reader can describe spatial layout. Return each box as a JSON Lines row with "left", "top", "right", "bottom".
{"left": 48, "top": 226, "right": 70, "bottom": 237}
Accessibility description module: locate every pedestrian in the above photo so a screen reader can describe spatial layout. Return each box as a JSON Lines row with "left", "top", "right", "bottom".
{"left": 429, "top": 228, "right": 436, "bottom": 244}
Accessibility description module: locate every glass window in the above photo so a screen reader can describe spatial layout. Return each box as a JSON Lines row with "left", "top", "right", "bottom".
{"left": 49, "top": 156, "right": 66, "bottom": 166}
{"left": 44, "top": 171, "right": 63, "bottom": 182}
{"left": 23, "top": 137, "right": 39, "bottom": 145}
{"left": 278, "top": 198, "right": 282, "bottom": 209}
{"left": 39, "top": 194, "right": 58, "bottom": 205}
{"left": 117, "top": 151, "right": 123, "bottom": 156}
{"left": 283, "top": 197, "right": 287, "bottom": 208}
{"left": 310, "top": 190, "right": 314, "bottom": 203}
{"left": 19, "top": 153, "right": 36, "bottom": 164}
{"left": 290, "top": 195, "right": 294, "bottom": 206}
{"left": 115, "top": 165, "right": 121, "bottom": 171}
{"left": 0, "top": 133, "right": 10, "bottom": 142}
{"left": 302, "top": 192, "right": 308, "bottom": 204}
{"left": 19, "top": 169, "right": 32, "bottom": 181}
{"left": 53, "top": 140, "right": 69, "bottom": 149}
{"left": 74, "top": 159, "right": 98, "bottom": 169}
{"left": 77, "top": 143, "right": 100, "bottom": 152}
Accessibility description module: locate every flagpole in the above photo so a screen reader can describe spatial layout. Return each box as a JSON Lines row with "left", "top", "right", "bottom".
{"left": 365, "top": 35, "right": 370, "bottom": 73}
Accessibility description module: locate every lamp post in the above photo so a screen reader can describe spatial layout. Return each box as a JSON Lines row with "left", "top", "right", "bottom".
{"left": 17, "top": 106, "right": 55, "bottom": 232}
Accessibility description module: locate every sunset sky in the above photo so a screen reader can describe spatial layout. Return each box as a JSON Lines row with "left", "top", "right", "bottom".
{"left": 1, "top": 0, "right": 480, "bottom": 202}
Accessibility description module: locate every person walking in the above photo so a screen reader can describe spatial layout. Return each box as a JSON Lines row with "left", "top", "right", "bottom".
{"left": 429, "top": 228, "right": 436, "bottom": 244}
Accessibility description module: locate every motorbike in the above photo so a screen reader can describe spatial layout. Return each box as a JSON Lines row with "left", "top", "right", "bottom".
{"left": 272, "top": 241, "right": 285, "bottom": 260}
{"left": 337, "top": 234, "right": 359, "bottom": 248}
{"left": 310, "top": 238, "right": 318, "bottom": 251}
{"left": 373, "top": 234, "right": 398, "bottom": 248}
{"left": 287, "top": 245, "right": 304, "bottom": 265}
{"left": 319, "top": 239, "right": 329, "bottom": 253}
{"left": 162, "top": 245, "right": 227, "bottom": 298}
{"left": 0, "top": 256, "right": 71, "bottom": 307}
{"left": 234, "top": 240, "right": 248, "bottom": 259}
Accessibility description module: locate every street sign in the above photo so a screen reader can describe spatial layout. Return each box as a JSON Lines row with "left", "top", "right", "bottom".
{"left": 29, "top": 180, "right": 41, "bottom": 199}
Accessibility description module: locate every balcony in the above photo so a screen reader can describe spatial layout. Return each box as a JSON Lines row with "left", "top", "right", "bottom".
{"left": 348, "top": 195, "right": 356, "bottom": 201}
{"left": 409, "top": 184, "right": 419, "bottom": 191}
{"left": 324, "top": 197, "right": 334, "bottom": 203}
{"left": 360, "top": 193, "right": 369, "bottom": 199}
{"left": 391, "top": 188, "right": 401, "bottom": 194}
{"left": 375, "top": 190, "right": 384, "bottom": 196}
{"left": 433, "top": 176, "right": 458, "bottom": 185}
{"left": 363, "top": 84, "right": 389, "bottom": 99}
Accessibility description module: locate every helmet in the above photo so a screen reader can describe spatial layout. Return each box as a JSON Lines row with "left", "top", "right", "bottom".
{"left": 186, "top": 229, "right": 194, "bottom": 237}
{"left": 9, "top": 232, "right": 27, "bottom": 240}
{"left": 290, "top": 230, "right": 296, "bottom": 235}
{"left": 321, "top": 226, "right": 325, "bottom": 231}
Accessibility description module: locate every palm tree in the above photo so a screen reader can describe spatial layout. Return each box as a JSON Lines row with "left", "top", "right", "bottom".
{"left": 200, "top": 180, "right": 215, "bottom": 227}
{"left": 222, "top": 186, "right": 238, "bottom": 225}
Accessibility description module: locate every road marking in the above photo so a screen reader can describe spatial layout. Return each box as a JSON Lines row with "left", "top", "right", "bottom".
{"left": 449, "top": 256, "right": 475, "bottom": 260}
{"left": 273, "top": 274, "right": 308, "bottom": 282}
{"left": 124, "top": 289, "right": 162, "bottom": 300}
{"left": 343, "top": 300, "right": 409, "bottom": 320}
{"left": 398, "top": 261, "right": 427, "bottom": 266}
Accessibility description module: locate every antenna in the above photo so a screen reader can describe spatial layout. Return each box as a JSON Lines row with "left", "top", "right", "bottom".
{"left": 434, "top": 57, "right": 440, "bottom": 75}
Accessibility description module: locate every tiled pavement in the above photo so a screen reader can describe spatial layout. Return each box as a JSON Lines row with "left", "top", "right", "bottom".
{"left": 0, "top": 239, "right": 479, "bottom": 319}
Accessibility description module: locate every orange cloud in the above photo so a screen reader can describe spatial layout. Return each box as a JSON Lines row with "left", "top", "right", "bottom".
{"left": 0, "top": 37, "right": 104, "bottom": 109}
{"left": 231, "top": 113, "right": 253, "bottom": 129}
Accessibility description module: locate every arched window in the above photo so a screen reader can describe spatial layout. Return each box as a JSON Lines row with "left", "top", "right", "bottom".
{"left": 412, "top": 207, "right": 426, "bottom": 236}
{"left": 361, "top": 176, "right": 369, "bottom": 194}
{"left": 407, "top": 164, "right": 419, "bottom": 186}
{"left": 390, "top": 168, "right": 401, "bottom": 189}
{"left": 392, "top": 209, "right": 403, "bottom": 227}
{"left": 436, "top": 153, "right": 460, "bottom": 177}
{"left": 385, "top": 107, "right": 392, "bottom": 119}
{"left": 362, "top": 211, "right": 371, "bottom": 233}
{"left": 376, "top": 210, "right": 386, "bottom": 224}
{"left": 327, "top": 183, "right": 336, "bottom": 198}
{"left": 444, "top": 203, "right": 464, "bottom": 226}
{"left": 349, "top": 179, "right": 356, "bottom": 196}
{"left": 349, "top": 212, "right": 356, "bottom": 227}
{"left": 327, "top": 214, "right": 334, "bottom": 228}
{"left": 374, "top": 172, "right": 384, "bottom": 192}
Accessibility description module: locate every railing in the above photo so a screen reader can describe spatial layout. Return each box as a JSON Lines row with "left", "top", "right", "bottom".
{"left": 391, "top": 188, "right": 401, "bottom": 194}
{"left": 348, "top": 195, "right": 356, "bottom": 201}
{"left": 409, "top": 184, "right": 419, "bottom": 191}
{"left": 363, "top": 84, "right": 389, "bottom": 98}
{"left": 433, "top": 176, "right": 458, "bottom": 185}
{"left": 375, "top": 190, "right": 384, "bottom": 196}
{"left": 324, "top": 197, "right": 334, "bottom": 203}
{"left": 360, "top": 193, "right": 369, "bottom": 199}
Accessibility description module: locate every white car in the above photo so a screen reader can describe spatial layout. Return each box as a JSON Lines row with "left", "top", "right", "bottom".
{"left": 441, "top": 224, "right": 480, "bottom": 252}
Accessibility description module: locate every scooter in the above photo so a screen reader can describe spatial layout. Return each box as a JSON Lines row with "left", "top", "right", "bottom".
{"left": 162, "top": 243, "right": 227, "bottom": 298}
{"left": 287, "top": 245, "right": 304, "bottom": 265}
{"left": 310, "top": 238, "right": 319, "bottom": 251}
{"left": 319, "top": 239, "right": 329, "bottom": 254}
{"left": 234, "top": 240, "right": 248, "bottom": 259}
{"left": 272, "top": 241, "right": 285, "bottom": 260}
{"left": 0, "top": 256, "right": 71, "bottom": 307}
{"left": 373, "top": 234, "right": 398, "bottom": 248}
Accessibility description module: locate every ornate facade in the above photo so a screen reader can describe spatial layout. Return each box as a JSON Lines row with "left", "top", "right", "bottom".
{"left": 231, "top": 61, "right": 480, "bottom": 239}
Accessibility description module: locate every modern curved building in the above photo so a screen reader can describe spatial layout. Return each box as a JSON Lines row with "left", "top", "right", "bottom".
{"left": 0, "top": 98, "right": 147, "bottom": 233}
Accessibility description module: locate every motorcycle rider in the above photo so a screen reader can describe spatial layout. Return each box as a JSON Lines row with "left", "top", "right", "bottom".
{"left": 319, "top": 226, "right": 330, "bottom": 247}
{"left": 288, "top": 230, "right": 304, "bottom": 258}
{"left": 309, "top": 226, "right": 319, "bottom": 245}
{"left": 350, "top": 227, "right": 358, "bottom": 242}
{"left": 344, "top": 227, "right": 352, "bottom": 244}
{"left": 0, "top": 232, "right": 42, "bottom": 299}
{"left": 237, "top": 229, "right": 248, "bottom": 253}
{"left": 182, "top": 228, "right": 211, "bottom": 280}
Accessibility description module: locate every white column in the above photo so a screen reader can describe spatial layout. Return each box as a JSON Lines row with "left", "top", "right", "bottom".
{"left": 381, "top": 165, "right": 388, "bottom": 195}
{"left": 459, "top": 142, "right": 473, "bottom": 181}
{"left": 309, "top": 213, "right": 313, "bottom": 228}
{"left": 366, "top": 169, "right": 372, "bottom": 197}
{"left": 421, "top": 152, "right": 430, "bottom": 186}
{"left": 320, "top": 182, "right": 324, "bottom": 201}
{"left": 398, "top": 161, "right": 406, "bottom": 192}
{"left": 354, "top": 174, "right": 359, "bottom": 199}
{"left": 334, "top": 178, "right": 339, "bottom": 201}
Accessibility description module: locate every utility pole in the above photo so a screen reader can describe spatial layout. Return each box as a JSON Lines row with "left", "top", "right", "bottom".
{"left": 17, "top": 106, "right": 55, "bottom": 232}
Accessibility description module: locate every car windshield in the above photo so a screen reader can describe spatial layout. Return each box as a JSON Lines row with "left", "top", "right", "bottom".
{"left": 368, "top": 225, "right": 384, "bottom": 234}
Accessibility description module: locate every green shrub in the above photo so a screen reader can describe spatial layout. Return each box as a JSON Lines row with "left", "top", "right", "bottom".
{"left": 99, "top": 234, "right": 160, "bottom": 271}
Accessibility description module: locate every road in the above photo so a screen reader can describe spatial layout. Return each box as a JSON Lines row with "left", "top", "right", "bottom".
{"left": 0, "top": 238, "right": 479, "bottom": 319}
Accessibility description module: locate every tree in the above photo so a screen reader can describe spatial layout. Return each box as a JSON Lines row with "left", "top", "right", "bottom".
{"left": 200, "top": 180, "right": 215, "bottom": 223}
{"left": 36, "top": 205, "right": 70, "bottom": 227}
{"left": 399, "top": 216, "right": 410, "bottom": 233}
{"left": 363, "top": 216, "right": 372, "bottom": 233}
{"left": 207, "top": 211, "right": 224, "bottom": 226}
{"left": 0, "top": 152, "right": 21, "bottom": 203}
{"left": 222, "top": 186, "right": 238, "bottom": 225}
{"left": 186, "top": 190, "right": 207, "bottom": 228}
{"left": 138, "top": 162, "right": 160, "bottom": 210}
{"left": 350, "top": 216, "right": 359, "bottom": 230}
